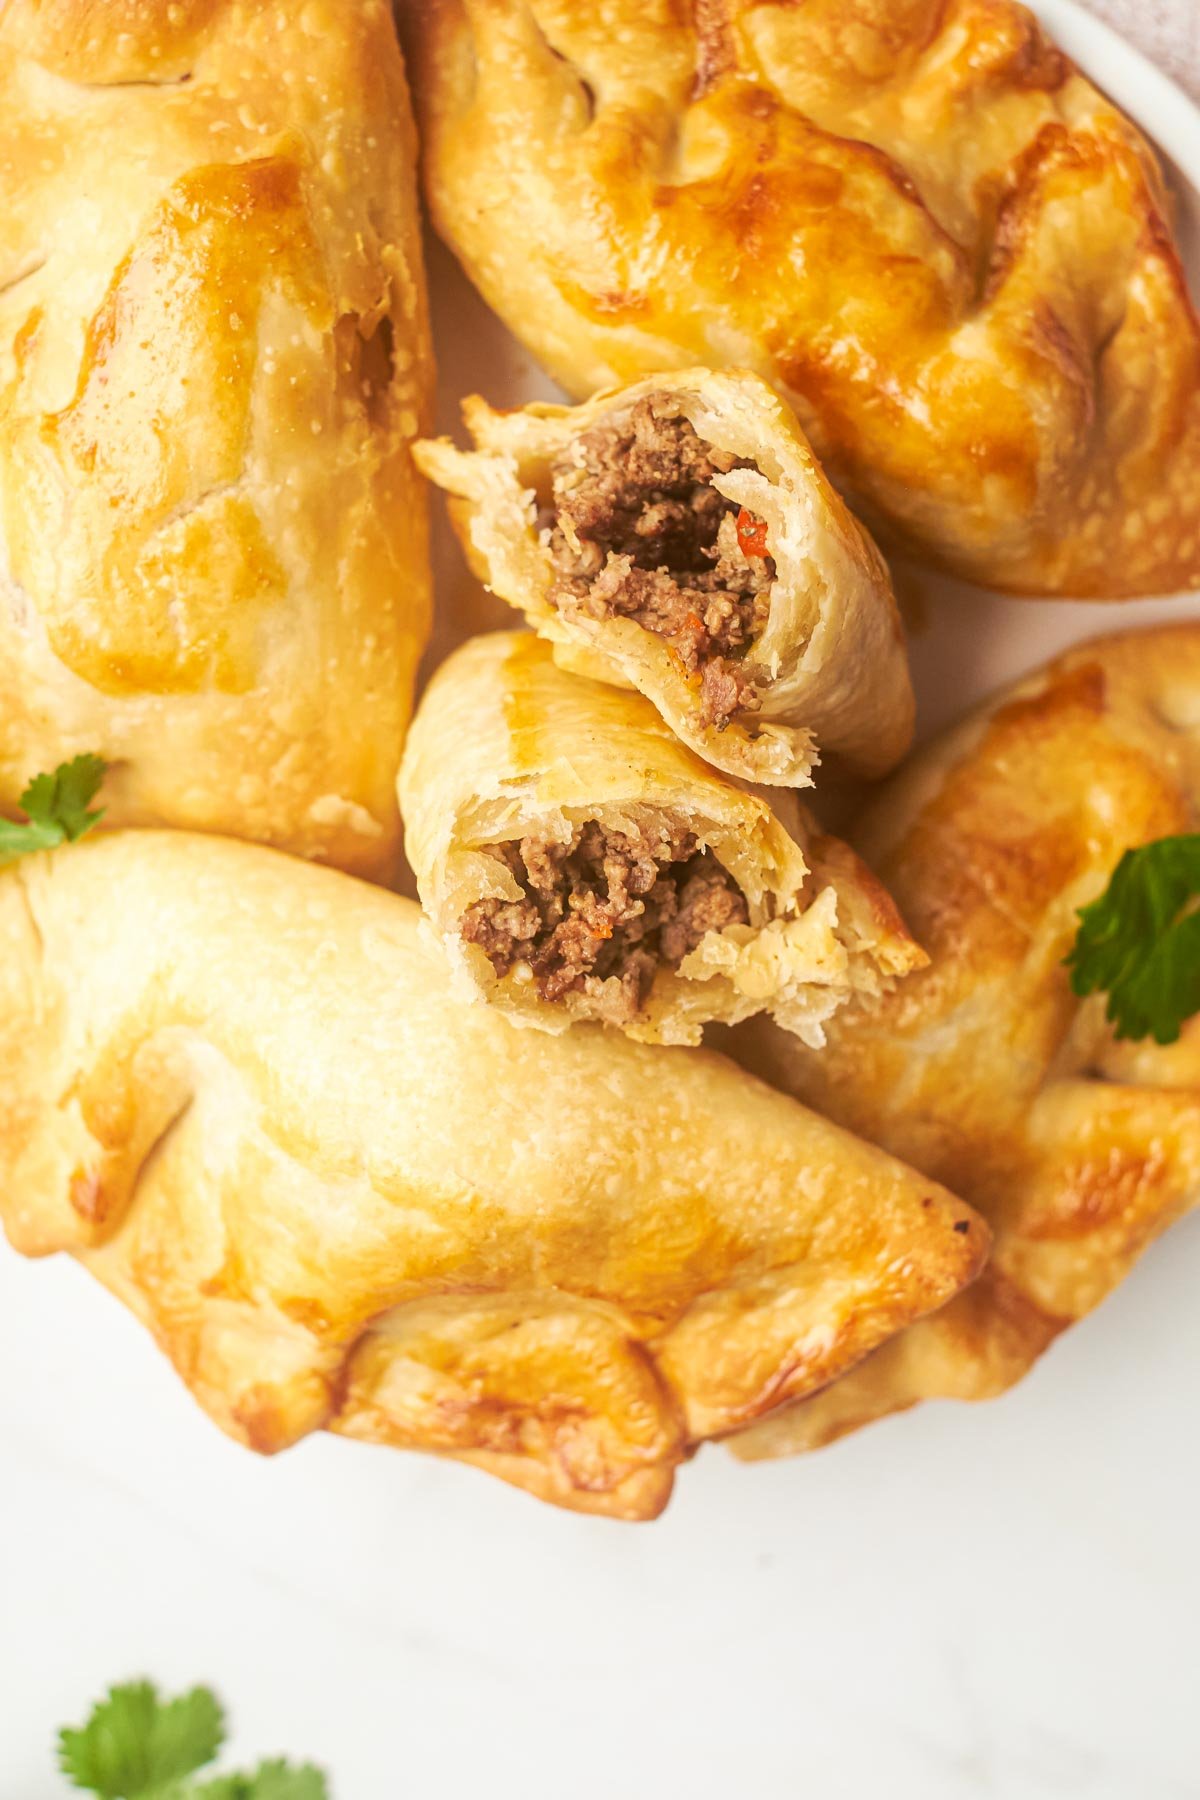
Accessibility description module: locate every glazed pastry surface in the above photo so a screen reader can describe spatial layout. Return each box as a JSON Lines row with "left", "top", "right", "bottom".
{"left": 0, "top": 0, "right": 433, "bottom": 876}
{"left": 728, "top": 625, "right": 1200, "bottom": 1459}
{"left": 0, "top": 830, "right": 987, "bottom": 1518}
{"left": 415, "top": 368, "right": 913, "bottom": 784}
{"left": 400, "top": 631, "right": 922, "bottom": 1045}
{"left": 411, "top": 0, "right": 1200, "bottom": 597}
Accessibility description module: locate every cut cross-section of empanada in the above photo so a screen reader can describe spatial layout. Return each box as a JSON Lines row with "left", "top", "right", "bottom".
{"left": 0, "top": 831, "right": 987, "bottom": 1519}
{"left": 400, "top": 631, "right": 923, "bottom": 1044}
{"left": 414, "top": 368, "right": 913, "bottom": 785}
{"left": 726, "top": 624, "right": 1200, "bottom": 1461}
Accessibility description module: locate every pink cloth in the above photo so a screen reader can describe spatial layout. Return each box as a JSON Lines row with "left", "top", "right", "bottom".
{"left": 1081, "top": 0, "right": 1200, "bottom": 99}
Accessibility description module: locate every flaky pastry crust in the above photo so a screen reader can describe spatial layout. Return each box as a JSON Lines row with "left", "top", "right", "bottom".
{"left": 410, "top": 0, "right": 1200, "bottom": 597}
{"left": 415, "top": 368, "right": 913, "bottom": 783}
{"left": 0, "top": 831, "right": 986, "bottom": 1518}
{"left": 728, "top": 625, "right": 1200, "bottom": 1460}
{"left": 0, "top": 0, "right": 433, "bottom": 876}
{"left": 399, "top": 630, "right": 922, "bottom": 1044}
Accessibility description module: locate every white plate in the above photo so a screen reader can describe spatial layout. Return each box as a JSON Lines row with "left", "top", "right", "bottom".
{"left": 3, "top": 9, "right": 1199, "bottom": 1798}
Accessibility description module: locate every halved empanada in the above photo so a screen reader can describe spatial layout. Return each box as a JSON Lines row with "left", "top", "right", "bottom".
{"left": 410, "top": 0, "right": 1200, "bottom": 597}
{"left": 414, "top": 368, "right": 913, "bottom": 785}
{"left": 0, "top": 831, "right": 987, "bottom": 1518}
{"left": 400, "top": 630, "right": 922, "bottom": 1044}
{"left": 727, "top": 625, "right": 1200, "bottom": 1460}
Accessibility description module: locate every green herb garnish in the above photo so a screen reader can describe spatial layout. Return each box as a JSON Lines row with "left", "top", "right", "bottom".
{"left": 1065, "top": 834, "right": 1200, "bottom": 1045}
{"left": 58, "top": 1680, "right": 329, "bottom": 1799}
{"left": 0, "top": 753, "right": 107, "bottom": 865}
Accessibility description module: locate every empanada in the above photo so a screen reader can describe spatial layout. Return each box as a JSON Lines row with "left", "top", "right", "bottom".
{"left": 0, "top": 831, "right": 986, "bottom": 1518}
{"left": 410, "top": 0, "right": 1200, "bottom": 597}
{"left": 400, "top": 630, "right": 922, "bottom": 1044}
{"left": 414, "top": 368, "right": 912, "bottom": 784}
{"left": 726, "top": 625, "right": 1200, "bottom": 1460}
{"left": 0, "top": 0, "right": 432, "bottom": 877}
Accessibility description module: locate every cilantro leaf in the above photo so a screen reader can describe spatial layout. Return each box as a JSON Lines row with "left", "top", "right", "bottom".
{"left": 0, "top": 753, "right": 106, "bottom": 866}
{"left": 194, "top": 1760, "right": 330, "bottom": 1800}
{"left": 27, "top": 752, "right": 109, "bottom": 839}
{"left": 1065, "top": 833, "right": 1200, "bottom": 1045}
{"left": 59, "top": 1681, "right": 225, "bottom": 1798}
{"left": 0, "top": 812, "right": 64, "bottom": 860}
{"left": 57, "top": 1681, "right": 331, "bottom": 1800}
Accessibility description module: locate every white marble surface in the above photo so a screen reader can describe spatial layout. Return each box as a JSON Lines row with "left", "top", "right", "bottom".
{"left": 4, "top": 5, "right": 1200, "bottom": 1795}
{"left": 4, "top": 1222, "right": 1200, "bottom": 1797}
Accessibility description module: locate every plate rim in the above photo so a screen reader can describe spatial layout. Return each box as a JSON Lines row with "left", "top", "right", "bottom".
{"left": 1032, "top": 0, "right": 1200, "bottom": 189}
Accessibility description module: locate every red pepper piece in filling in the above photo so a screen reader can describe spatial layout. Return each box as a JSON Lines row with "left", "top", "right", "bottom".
{"left": 736, "top": 507, "right": 769, "bottom": 559}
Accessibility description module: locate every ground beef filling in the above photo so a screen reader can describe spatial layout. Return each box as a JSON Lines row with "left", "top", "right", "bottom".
{"left": 545, "top": 396, "right": 776, "bottom": 730}
{"left": 460, "top": 819, "right": 749, "bottom": 1025}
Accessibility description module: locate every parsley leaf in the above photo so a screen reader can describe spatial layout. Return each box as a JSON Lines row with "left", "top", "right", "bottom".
{"left": 59, "top": 1682, "right": 225, "bottom": 1798}
{"left": 0, "top": 753, "right": 106, "bottom": 866}
{"left": 57, "top": 1681, "right": 331, "bottom": 1800}
{"left": 1065, "top": 833, "right": 1200, "bottom": 1045}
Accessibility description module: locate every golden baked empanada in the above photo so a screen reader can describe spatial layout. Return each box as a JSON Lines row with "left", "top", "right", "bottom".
{"left": 0, "top": 831, "right": 986, "bottom": 1518}
{"left": 410, "top": 0, "right": 1200, "bottom": 597}
{"left": 727, "top": 625, "right": 1200, "bottom": 1460}
{"left": 0, "top": 0, "right": 432, "bottom": 876}
{"left": 414, "top": 368, "right": 912, "bottom": 784}
{"left": 400, "top": 630, "right": 921, "bottom": 1044}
